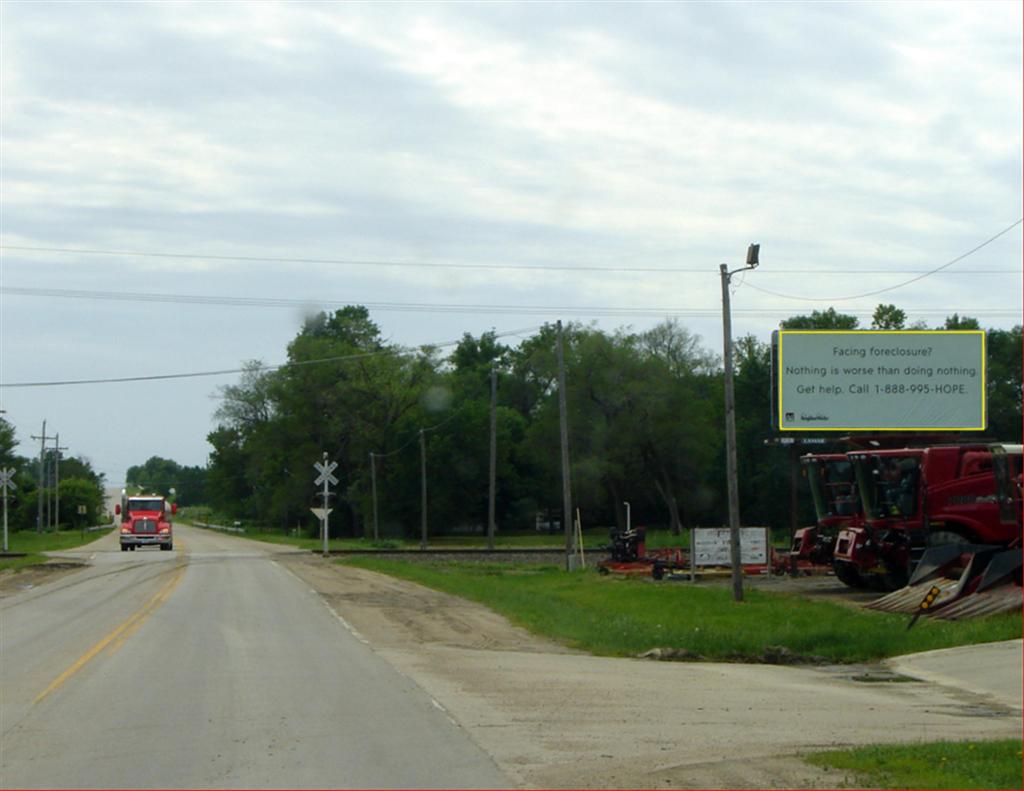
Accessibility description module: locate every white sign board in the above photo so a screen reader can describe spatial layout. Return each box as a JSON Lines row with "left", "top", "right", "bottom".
{"left": 777, "top": 330, "right": 985, "bottom": 431}
{"left": 693, "top": 527, "right": 768, "bottom": 566}
{"left": 310, "top": 507, "right": 333, "bottom": 521}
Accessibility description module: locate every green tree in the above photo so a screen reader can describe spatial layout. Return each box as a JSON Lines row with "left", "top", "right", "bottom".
{"left": 781, "top": 308, "right": 859, "bottom": 330}
{"left": 58, "top": 478, "right": 105, "bottom": 528}
{"left": 871, "top": 304, "right": 907, "bottom": 330}
{"left": 943, "top": 314, "right": 981, "bottom": 330}
{"left": 985, "top": 325, "right": 1022, "bottom": 441}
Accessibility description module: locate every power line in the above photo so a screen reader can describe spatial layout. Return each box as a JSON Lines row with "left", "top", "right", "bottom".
{"left": 2, "top": 243, "right": 1018, "bottom": 276}
{"left": 0, "top": 286, "right": 1017, "bottom": 319}
{"left": 743, "top": 219, "right": 1023, "bottom": 302}
{"left": 0, "top": 325, "right": 542, "bottom": 389}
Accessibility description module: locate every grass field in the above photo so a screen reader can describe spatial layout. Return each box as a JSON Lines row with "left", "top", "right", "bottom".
{"left": 342, "top": 557, "right": 1022, "bottom": 663}
{"left": 805, "top": 739, "right": 1024, "bottom": 789}
{"left": 182, "top": 519, "right": 791, "bottom": 551}
{"left": 0, "top": 528, "right": 114, "bottom": 572}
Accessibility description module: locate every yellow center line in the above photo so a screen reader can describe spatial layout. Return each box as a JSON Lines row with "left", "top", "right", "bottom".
{"left": 33, "top": 542, "right": 189, "bottom": 705}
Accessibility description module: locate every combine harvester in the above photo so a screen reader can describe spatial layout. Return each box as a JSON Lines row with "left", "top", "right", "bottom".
{"left": 861, "top": 443, "right": 1022, "bottom": 621}
{"left": 789, "top": 452, "right": 863, "bottom": 579}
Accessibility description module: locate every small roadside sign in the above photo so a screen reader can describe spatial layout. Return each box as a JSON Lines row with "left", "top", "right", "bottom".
{"left": 77, "top": 505, "right": 87, "bottom": 515}
{"left": 310, "top": 507, "right": 333, "bottom": 521}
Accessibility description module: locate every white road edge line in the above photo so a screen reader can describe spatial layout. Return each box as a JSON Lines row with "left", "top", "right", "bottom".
{"left": 272, "top": 559, "right": 465, "bottom": 730}
{"left": 272, "top": 560, "right": 370, "bottom": 645}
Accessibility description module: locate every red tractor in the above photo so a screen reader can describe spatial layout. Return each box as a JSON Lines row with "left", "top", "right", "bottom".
{"left": 833, "top": 443, "right": 1021, "bottom": 591}
{"left": 116, "top": 494, "right": 176, "bottom": 552}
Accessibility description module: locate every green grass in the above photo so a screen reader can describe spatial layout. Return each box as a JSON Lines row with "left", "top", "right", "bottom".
{"left": 805, "top": 739, "right": 1024, "bottom": 789}
{"left": 183, "top": 520, "right": 616, "bottom": 550}
{"left": 0, "top": 528, "right": 114, "bottom": 572}
{"left": 342, "top": 558, "right": 1021, "bottom": 663}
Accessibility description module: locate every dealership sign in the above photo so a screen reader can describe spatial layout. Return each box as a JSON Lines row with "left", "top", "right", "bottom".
{"left": 774, "top": 330, "right": 985, "bottom": 431}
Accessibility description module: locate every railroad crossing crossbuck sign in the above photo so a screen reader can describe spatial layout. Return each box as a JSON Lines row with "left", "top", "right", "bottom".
{"left": 314, "top": 460, "right": 338, "bottom": 487}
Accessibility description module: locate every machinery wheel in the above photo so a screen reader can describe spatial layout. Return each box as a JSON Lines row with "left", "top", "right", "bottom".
{"left": 121, "top": 545, "right": 128, "bottom": 552}
{"left": 160, "top": 543, "right": 171, "bottom": 551}
{"left": 833, "top": 561, "right": 866, "bottom": 588}
{"left": 598, "top": 566, "right": 610, "bottom": 576}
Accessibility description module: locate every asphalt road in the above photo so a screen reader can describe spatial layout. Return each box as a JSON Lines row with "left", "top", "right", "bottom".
{"left": 0, "top": 525, "right": 511, "bottom": 789}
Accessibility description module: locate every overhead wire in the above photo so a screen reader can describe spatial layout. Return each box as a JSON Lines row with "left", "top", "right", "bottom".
{"left": 0, "top": 286, "right": 1017, "bottom": 319}
{"left": 0, "top": 325, "right": 543, "bottom": 389}
{"left": 741, "top": 219, "right": 1023, "bottom": 302}
{"left": 1, "top": 243, "right": 1018, "bottom": 275}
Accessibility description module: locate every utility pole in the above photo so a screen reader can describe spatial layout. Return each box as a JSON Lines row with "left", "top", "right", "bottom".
{"left": 556, "top": 321, "right": 574, "bottom": 570}
{"left": 487, "top": 368, "right": 497, "bottom": 551}
{"left": 419, "top": 430, "right": 428, "bottom": 550}
{"left": 369, "top": 452, "right": 379, "bottom": 542}
{"left": 53, "top": 434, "right": 68, "bottom": 531}
{"left": 30, "top": 420, "right": 50, "bottom": 533}
{"left": 720, "top": 243, "right": 760, "bottom": 603}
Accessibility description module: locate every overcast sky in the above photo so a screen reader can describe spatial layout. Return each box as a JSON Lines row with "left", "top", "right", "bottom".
{"left": 1, "top": 1, "right": 1021, "bottom": 486}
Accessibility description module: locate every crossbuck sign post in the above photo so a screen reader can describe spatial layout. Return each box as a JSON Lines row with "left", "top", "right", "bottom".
{"left": 313, "top": 453, "right": 338, "bottom": 557}
{"left": 1, "top": 467, "right": 16, "bottom": 553}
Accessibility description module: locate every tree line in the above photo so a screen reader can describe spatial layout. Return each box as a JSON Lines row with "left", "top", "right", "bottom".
{"left": 2, "top": 303, "right": 1018, "bottom": 538}
{"left": 197, "top": 304, "right": 1022, "bottom": 538}
{"left": 0, "top": 419, "right": 107, "bottom": 531}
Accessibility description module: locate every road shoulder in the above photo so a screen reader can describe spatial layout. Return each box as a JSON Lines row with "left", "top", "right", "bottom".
{"left": 280, "top": 554, "right": 1020, "bottom": 790}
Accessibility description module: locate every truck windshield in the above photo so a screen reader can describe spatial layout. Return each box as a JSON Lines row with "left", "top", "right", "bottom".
{"left": 128, "top": 499, "right": 164, "bottom": 512}
{"left": 805, "top": 457, "right": 857, "bottom": 521}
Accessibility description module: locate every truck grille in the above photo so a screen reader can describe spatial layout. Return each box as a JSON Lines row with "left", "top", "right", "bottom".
{"left": 134, "top": 519, "right": 157, "bottom": 534}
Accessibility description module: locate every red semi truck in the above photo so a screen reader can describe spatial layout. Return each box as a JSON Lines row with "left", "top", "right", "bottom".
{"left": 116, "top": 494, "right": 176, "bottom": 552}
{"left": 832, "top": 444, "right": 1021, "bottom": 590}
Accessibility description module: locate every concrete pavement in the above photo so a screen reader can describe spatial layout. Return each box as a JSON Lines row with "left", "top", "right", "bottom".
{"left": 886, "top": 638, "right": 1023, "bottom": 712}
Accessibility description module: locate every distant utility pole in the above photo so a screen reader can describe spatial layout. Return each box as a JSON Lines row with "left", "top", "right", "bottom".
{"left": 369, "top": 452, "right": 379, "bottom": 543}
{"left": 419, "top": 430, "right": 428, "bottom": 550}
{"left": 53, "top": 434, "right": 68, "bottom": 531}
{"left": 556, "top": 320, "right": 574, "bottom": 571}
{"left": 720, "top": 243, "right": 760, "bottom": 603}
{"left": 487, "top": 368, "right": 498, "bottom": 551}
{"left": 30, "top": 420, "right": 50, "bottom": 533}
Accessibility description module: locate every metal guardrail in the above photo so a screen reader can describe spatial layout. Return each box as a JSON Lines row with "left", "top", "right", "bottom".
{"left": 191, "top": 521, "right": 246, "bottom": 534}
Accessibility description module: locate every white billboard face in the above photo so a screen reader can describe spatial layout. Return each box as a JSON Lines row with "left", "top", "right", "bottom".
{"left": 777, "top": 331, "right": 985, "bottom": 431}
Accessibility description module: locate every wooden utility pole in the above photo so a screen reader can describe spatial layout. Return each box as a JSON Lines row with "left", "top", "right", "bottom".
{"left": 720, "top": 244, "right": 760, "bottom": 603}
{"left": 487, "top": 368, "right": 497, "bottom": 551}
{"left": 419, "top": 430, "right": 428, "bottom": 550}
{"left": 53, "top": 434, "right": 68, "bottom": 531}
{"left": 556, "top": 321, "right": 574, "bottom": 570}
{"left": 369, "top": 452, "right": 379, "bottom": 542}
{"left": 30, "top": 420, "right": 50, "bottom": 533}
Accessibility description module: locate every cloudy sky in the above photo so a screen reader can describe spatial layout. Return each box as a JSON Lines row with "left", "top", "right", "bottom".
{"left": 1, "top": 1, "right": 1021, "bottom": 486}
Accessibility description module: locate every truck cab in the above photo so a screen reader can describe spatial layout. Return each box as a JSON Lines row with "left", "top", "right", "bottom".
{"left": 117, "top": 495, "right": 176, "bottom": 552}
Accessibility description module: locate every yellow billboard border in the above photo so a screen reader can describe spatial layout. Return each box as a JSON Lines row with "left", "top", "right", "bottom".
{"left": 777, "top": 330, "right": 987, "bottom": 432}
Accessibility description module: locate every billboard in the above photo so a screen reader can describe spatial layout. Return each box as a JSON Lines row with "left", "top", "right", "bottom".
{"left": 692, "top": 527, "right": 768, "bottom": 566}
{"left": 776, "top": 330, "right": 985, "bottom": 431}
